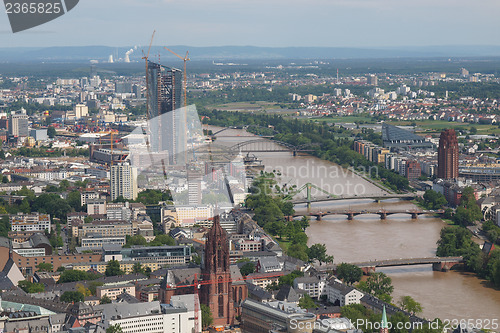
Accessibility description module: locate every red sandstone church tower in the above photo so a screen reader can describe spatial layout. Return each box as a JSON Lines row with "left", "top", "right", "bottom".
{"left": 437, "top": 129, "right": 459, "bottom": 179}
{"left": 201, "top": 215, "right": 234, "bottom": 326}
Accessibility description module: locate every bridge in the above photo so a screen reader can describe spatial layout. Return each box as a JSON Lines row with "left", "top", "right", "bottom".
{"left": 291, "top": 193, "right": 416, "bottom": 205}
{"left": 318, "top": 257, "right": 464, "bottom": 274}
{"left": 211, "top": 125, "right": 278, "bottom": 137}
{"left": 282, "top": 183, "right": 415, "bottom": 208}
{"left": 293, "top": 208, "right": 444, "bottom": 220}
{"left": 352, "top": 257, "right": 464, "bottom": 274}
{"left": 229, "top": 139, "right": 318, "bottom": 156}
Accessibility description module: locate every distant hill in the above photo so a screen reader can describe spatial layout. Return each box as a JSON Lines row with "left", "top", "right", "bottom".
{"left": 2, "top": 45, "right": 500, "bottom": 62}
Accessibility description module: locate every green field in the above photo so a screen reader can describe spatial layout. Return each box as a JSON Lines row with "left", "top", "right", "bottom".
{"left": 388, "top": 120, "right": 500, "bottom": 135}
{"left": 213, "top": 101, "right": 293, "bottom": 114}
{"left": 311, "top": 115, "right": 500, "bottom": 135}
{"left": 311, "top": 115, "right": 376, "bottom": 123}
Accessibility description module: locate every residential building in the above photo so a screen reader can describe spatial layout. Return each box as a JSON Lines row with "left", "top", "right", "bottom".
{"left": 96, "top": 284, "right": 136, "bottom": 301}
{"left": 78, "top": 221, "right": 133, "bottom": 239}
{"left": 80, "top": 235, "right": 126, "bottom": 248}
{"left": 100, "top": 299, "right": 199, "bottom": 333}
{"left": 10, "top": 213, "right": 51, "bottom": 232}
{"left": 81, "top": 191, "right": 101, "bottom": 205}
{"left": 87, "top": 198, "right": 107, "bottom": 215}
{"left": 110, "top": 162, "right": 138, "bottom": 201}
{"left": 294, "top": 274, "right": 327, "bottom": 299}
{"left": 405, "top": 160, "right": 421, "bottom": 180}
{"left": 326, "top": 280, "right": 364, "bottom": 306}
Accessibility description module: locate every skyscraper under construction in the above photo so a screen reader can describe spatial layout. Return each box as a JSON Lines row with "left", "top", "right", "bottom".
{"left": 146, "top": 60, "right": 186, "bottom": 165}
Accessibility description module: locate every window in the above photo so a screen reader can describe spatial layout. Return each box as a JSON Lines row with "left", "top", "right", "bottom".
{"left": 218, "top": 294, "right": 224, "bottom": 318}
{"left": 218, "top": 276, "right": 223, "bottom": 294}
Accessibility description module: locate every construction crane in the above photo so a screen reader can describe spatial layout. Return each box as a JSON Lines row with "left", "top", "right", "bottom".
{"left": 97, "top": 130, "right": 119, "bottom": 165}
{"left": 163, "top": 46, "right": 190, "bottom": 107}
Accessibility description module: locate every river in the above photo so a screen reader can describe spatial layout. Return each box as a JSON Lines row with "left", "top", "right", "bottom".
{"left": 209, "top": 126, "right": 500, "bottom": 323}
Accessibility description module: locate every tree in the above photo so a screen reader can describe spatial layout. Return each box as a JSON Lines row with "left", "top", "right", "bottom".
{"left": 359, "top": 272, "right": 394, "bottom": 302}
{"left": 76, "top": 283, "right": 91, "bottom": 297}
{"left": 36, "top": 263, "right": 53, "bottom": 272}
{"left": 298, "top": 294, "right": 317, "bottom": 309}
{"left": 453, "top": 187, "right": 481, "bottom": 226}
{"left": 100, "top": 295, "right": 112, "bottom": 304}
{"left": 422, "top": 190, "right": 447, "bottom": 210}
{"left": 18, "top": 280, "right": 45, "bottom": 293}
{"left": 67, "top": 190, "right": 82, "bottom": 211}
{"left": 106, "top": 324, "right": 123, "bottom": 333}
{"left": 240, "top": 262, "right": 255, "bottom": 276}
{"left": 132, "top": 262, "right": 144, "bottom": 274}
{"left": 60, "top": 291, "right": 85, "bottom": 303}
{"left": 89, "top": 281, "right": 104, "bottom": 295}
{"left": 336, "top": 263, "right": 363, "bottom": 285}
{"left": 278, "top": 270, "right": 304, "bottom": 286}
{"left": 58, "top": 270, "right": 91, "bottom": 283}
{"left": 47, "top": 126, "right": 57, "bottom": 139}
{"left": 286, "top": 243, "right": 309, "bottom": 262}
{"left": 399, "top": 295, "right": 423, "bottom": 315}
{"left": 105, "top": 260, "right": 124, "bottom": 277}
{"left": 201, "top": 304, "right": 213, "bottom": 328}
{"left": 149, "top": 234, "right": 175, "bottom": 246}
{"left": 298, "top": 216, "right": 310, "bottom": 231}
{"left": 308, "top": 243, "right": 334, "bottom": 265}
{"left": 389, "top": 311, "right": 411, "bottom": 333}
{"left": 124, "top": 235, "right": 147, "bottom": 247}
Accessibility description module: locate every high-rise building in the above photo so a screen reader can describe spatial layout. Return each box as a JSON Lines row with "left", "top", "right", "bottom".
{"left": 110, "top": 162, "right": 138, "bottom": 201}
{"left": 146, "top": 61, "right": 186, "bottom": 165}
{"left": 115, "top": 82, "right": 132, "bottom": 94}
{"left": 74, "top": 104, "right": 89, "bottom": 118}
{"left": 367, "top": 74, "right": 378, "bottom": 86}
{"left": 437, "top": 129, "right": 459, "bottom": 179}
{"left": 201, "top": 215, "right": 234, "bottom": 326}
{"left": 405, "top": 160, "right": 421, "bottom": 180}
{"left": 9, "top": 109, "right": 28, "bottom": 137}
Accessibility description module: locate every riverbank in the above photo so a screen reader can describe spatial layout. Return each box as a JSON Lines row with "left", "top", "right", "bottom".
{"left": 212, "top": 125, "right": 500, "bottom": 322}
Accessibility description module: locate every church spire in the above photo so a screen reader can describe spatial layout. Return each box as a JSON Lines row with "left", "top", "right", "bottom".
{"left": 380, "top": 306, "right": 389, "bottom": 333}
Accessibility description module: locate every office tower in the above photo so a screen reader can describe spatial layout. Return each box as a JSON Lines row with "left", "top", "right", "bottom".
{"left": 110, "top": 162, "right": 138, "bottom": 201}
{"left": 146, "top": 61, "right": 186, "bottom": 165}
{"left": 133, "top": 84, "right": 142, "bottom": 98}
{"left": 437, "top": 129, "right": 459, "bottom": 179}
{"left": 187, "top": 166, "right": 202, "bottom": 206}
{"left": 367, "top": 74, "right": 378, "bottom": 86}
{"left": 9, "top": 109, "right": 28, "bottom": 137}
{"left": 74, "top": 104, "right": 89, "bottom": 118}
{"left": 115, "top": 82, "right": 132, "bottom": 94}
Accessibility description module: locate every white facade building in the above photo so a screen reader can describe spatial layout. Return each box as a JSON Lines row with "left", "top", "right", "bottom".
{"left": 110, "top": 162, "right": 138, "bottom": 201}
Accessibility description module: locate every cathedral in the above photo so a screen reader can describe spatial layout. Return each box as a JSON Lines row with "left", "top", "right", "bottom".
{"left": 159, "top": 215, "right": 247, "bottom": 326}
{"left": 201, "top": 215, "right": 234, "bottom": 326}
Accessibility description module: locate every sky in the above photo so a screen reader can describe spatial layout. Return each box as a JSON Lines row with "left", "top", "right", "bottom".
{"left": 1, "top": 0, "right": 500, "bottom": 48}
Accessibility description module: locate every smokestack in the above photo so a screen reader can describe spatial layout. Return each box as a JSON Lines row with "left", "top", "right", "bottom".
{"left": 108, "top": 55, "right": 114, "bottom": 63}
{"left": 124, "top": 48, "right": 133, "bottom": 63}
